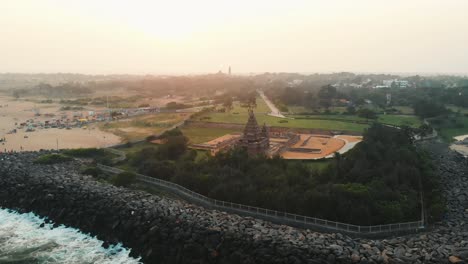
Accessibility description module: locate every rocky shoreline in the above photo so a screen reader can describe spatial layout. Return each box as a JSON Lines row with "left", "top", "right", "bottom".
{"left": 0, "top": 141, "right": 467, "bottom": 264}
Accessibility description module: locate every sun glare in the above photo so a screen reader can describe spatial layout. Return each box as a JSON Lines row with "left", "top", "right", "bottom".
{"left": 115, "top": 1, "right": 218, "bottom": 42}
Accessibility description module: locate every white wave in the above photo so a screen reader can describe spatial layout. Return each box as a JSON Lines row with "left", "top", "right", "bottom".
{"left": 0, "top": 208, "right": 142, "bottom": 264}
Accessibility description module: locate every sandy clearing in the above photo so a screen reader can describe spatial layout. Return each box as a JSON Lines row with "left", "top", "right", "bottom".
{"left": 204, "top": 134, "right": 241, "bottom": 145}
{"left": 0, "top": 126, "right": 121, "bottom": 152}
{"left": 450, "top": 144, "right": 468, "bottom": 157}
{"left": 335, "top": 135, "right": 363, "bottom": 143}
{"left": 454, "top": 135, "right": 468, "bottom": 141}
{"left": 281, "top": 134, "right": 346, "bottom": 159}
{"left": 0, "top": 95, "right": 121, "bottom": 151}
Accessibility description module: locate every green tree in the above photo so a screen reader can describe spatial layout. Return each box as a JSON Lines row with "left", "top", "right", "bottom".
{"left": 318, "top": 85, "right": 337, "bottom": 110}
{"left": 111, "top": 172, "right": 136, "bottom": 187}
{"left": 357, "top": 108, "right": 377, "bottom": 120}
{"left": 222, "top": 96, "right": 233, "bottom": 112}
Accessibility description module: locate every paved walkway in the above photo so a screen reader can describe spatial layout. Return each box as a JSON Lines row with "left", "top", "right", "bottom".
{"left": 257, "top": 90, "right": 286, "bottom": 118}
{"left": 323, "top": 136, "right": 361, "bottom": 158}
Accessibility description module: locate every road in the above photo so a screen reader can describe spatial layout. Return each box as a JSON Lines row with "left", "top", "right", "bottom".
{"left": 257, "top": 90, "right": 286, "bottom": 118}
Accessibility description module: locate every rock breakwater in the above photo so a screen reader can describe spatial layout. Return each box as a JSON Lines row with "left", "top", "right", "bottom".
{"left": 0, "top": 144, "right": 467, "bottom": 264}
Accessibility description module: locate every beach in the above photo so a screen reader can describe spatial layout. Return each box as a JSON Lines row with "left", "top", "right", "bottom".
{"left": 451, "top": 134, "right": 468, "bottom": 157}
{"left": 0, "top": 95, "right": 121, "bottom": 152}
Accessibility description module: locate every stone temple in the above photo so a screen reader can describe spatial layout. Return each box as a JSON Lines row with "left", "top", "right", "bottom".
{"left": 238, "top": 110, "right": 270, "bottom": 156}
{"left": 189, "top": 110, "right": 362, "bottom": 159}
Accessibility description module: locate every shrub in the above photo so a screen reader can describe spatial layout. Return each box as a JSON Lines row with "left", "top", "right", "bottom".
{"left": 63, "top": 148, "right": 114, "bottom": 165}
{"left": 146, "top": 135, "right": 158, "bottom": 142}
{"left": 34, "top": 154, "right": 72, "bottom": 164}
{"left": 63, "top": 148, "right": 105, "bottom": 158}
{"left": 110, "top": 172, "right": 137, "bottom": 187}
{"left": 80, "top": 166, "right": 102, "bottom": 177}
{"left": 357, "top": 108, "right": 377, "bottom": 119}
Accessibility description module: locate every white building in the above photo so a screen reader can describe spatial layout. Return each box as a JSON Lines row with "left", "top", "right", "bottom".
{"left": 382, "top": 79, "right": 409, "bottom": 88}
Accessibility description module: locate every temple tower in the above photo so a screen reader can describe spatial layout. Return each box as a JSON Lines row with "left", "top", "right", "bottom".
{"left": 238, "top": 110, "right": 269, "bottom": 156}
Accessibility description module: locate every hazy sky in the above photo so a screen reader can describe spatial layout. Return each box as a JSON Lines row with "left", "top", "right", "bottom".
{"left": 1, "top": 0, "right": 468, "bottom": 74}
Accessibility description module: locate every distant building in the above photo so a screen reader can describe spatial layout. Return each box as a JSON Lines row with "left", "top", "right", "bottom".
{"left": 238, "top": 110, "right": 270, "bottom": 156}
{"left": 382, "top": 79, "right": 409, "bottom": 88}
{"left": 386, "top": 93, "right": 391, "bottom": 106}
{"left": 288, "top": 79, "right": 303, "bottom": 87}
{"left": 228, "top": 66, "right": 231, "bottom": 75}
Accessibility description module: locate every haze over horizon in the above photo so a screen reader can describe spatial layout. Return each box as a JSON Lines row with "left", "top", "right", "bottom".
{"left": 2, "top": 0, "right": 468, "bottom": 75}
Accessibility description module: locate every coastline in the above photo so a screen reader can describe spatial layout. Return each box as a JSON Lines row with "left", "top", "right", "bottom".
{"left": 0, "top": 95, "right": 121, "bottom": 152}
{"left": 0, "top": 208, "right": 140, "bottom": 263}
{"left": 1, "top": 145, "right": 468, "bottom": 263}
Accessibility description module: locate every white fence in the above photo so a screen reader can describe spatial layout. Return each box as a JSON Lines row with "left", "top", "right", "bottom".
{"left": 97, "top": 164, "right": 425, "bottom": 235}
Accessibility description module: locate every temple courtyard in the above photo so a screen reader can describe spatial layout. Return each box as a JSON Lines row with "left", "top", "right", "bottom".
{"left": 190, "top": 110, "right": 362, "bottom": 160}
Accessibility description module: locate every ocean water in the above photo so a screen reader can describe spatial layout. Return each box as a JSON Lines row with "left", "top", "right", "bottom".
{"left": 0, "top": 208, "right": 142, "bottom": 264}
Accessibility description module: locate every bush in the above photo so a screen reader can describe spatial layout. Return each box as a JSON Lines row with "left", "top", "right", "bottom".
{"left": 63, "top": 148, "right": 106, "bottom": 158}
{"left": 34, "top": 154, "right": 72, "bottom": 164}
{"left": 110, "top": 172, "right": 136, "bottom": 187}
{"left": 81, "top": 166, "right": 102, "bottom": 177}
{"left": 146, "top": 135, "right": 158, "bottom": 142}
{"left": 357, "top": 108, "right": 377, "bottom": 119}
{"left": 63, "top": 148, "right": 114, "bottom": 165}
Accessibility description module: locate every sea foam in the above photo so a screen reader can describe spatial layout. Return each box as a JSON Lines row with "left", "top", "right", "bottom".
{"left": 0, "top": 208, "right": 142, "bottom": 263}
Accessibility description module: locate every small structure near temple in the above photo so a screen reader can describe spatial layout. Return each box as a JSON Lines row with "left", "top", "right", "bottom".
{"left": 238, "top": 110, "right": 270, "bottom": 156}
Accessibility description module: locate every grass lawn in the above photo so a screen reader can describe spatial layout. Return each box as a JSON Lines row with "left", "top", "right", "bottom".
{"left": 287, "top": 106, "right": 347, "bottom": 114}
{"left": 114, "top": 141, "right": 158, "bottom": 155}
{"left": 288, "top": 114, "right": 366, "bottom": 122}
{"left": 392, "top": 106, "right": 414, "bottom": 115}
{"left": 284, "top": 114, "right": 422, "bottom": 128}
{"left": 431, "top": 116, "right": 468, "bottom": 141}
{"left": 198, "top": 106, "right": 422, "bottom": 133}
{"left": 227, "top": 98, "right": 270, "bottom": 113}
{"left": 197, "top": 111, "right": 369, "bottom": 132}
{"left": 99, "top": 113, "right": 188, "bottom": 141}
{"left": 378, "top": 115, "right": 422, "bottom": 127}
{"left": 447, "top": 105, "right": 468, "bottom": 114}
{"left": 180, "top": 126, "right": 241, "bottom": 144}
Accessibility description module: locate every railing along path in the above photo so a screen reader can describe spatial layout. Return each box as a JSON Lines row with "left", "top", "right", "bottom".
{"left": 97, "top": 164, "right": 424, "bottom": 236}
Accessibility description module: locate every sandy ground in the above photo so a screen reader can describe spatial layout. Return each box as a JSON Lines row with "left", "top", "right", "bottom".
{"left": 194, "top": 131, "right": 362, "bottom": 160}
{"left": 450, "top": 144, "right": 468, "bottom": 157}
{"left": 204, "top": 134, "right": 241, "bottom": 145}
{"left": 137, "top": 95, "right": 186, "bottom": 108}
{"left": 451, "top": 134, "right": 468, "bottom": 157}
{"left": 281, "top": 134, "right": 346, "bottom": 159}
{"left": 335, "top": 135, "right": 363, "bottom": 143}
{"left": 454, "top": 135, "right": 468, "bottom": 141}
{"left": 334, "top": 135, "right": 362, "bottom": 155}
{"left": 1, "top": 127, "right": 121, "bottom": 152}
{"left": 0, "top": 95, "right": 121, "bottom": 151}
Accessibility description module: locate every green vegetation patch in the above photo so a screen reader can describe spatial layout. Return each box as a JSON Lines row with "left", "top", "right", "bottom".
{"left": 80, "top": 166, "right": 103, "bottom": 177}
{"left": 110, "top": 171, "right": 137, "bottom": 187}
{"left": 430, "top": 115, "right": 468, "bottom": 141}
{"left": 196, "top": 111, "right": 369, "bottom": 133}
{"left": 98, "top": 113, "right": 188, "bottom": 141}
{"left": 115, "top": 124, "right": 442, "bottom": 225}
{"left": 63, "top": 148, "right": 117, "bottom": 164}
{"left": 180, "top": 126, "right": 241, "bottom": 144}
{"left": 63, "top": 148, "right": 107, "bottom": 157}
{"left": 34, "top": 153, "right": 72, "bottom": 164}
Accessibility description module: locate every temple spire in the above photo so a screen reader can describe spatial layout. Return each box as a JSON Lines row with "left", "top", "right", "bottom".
{"left": 238, "top": 110, "right": 270, "bottom": 156}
